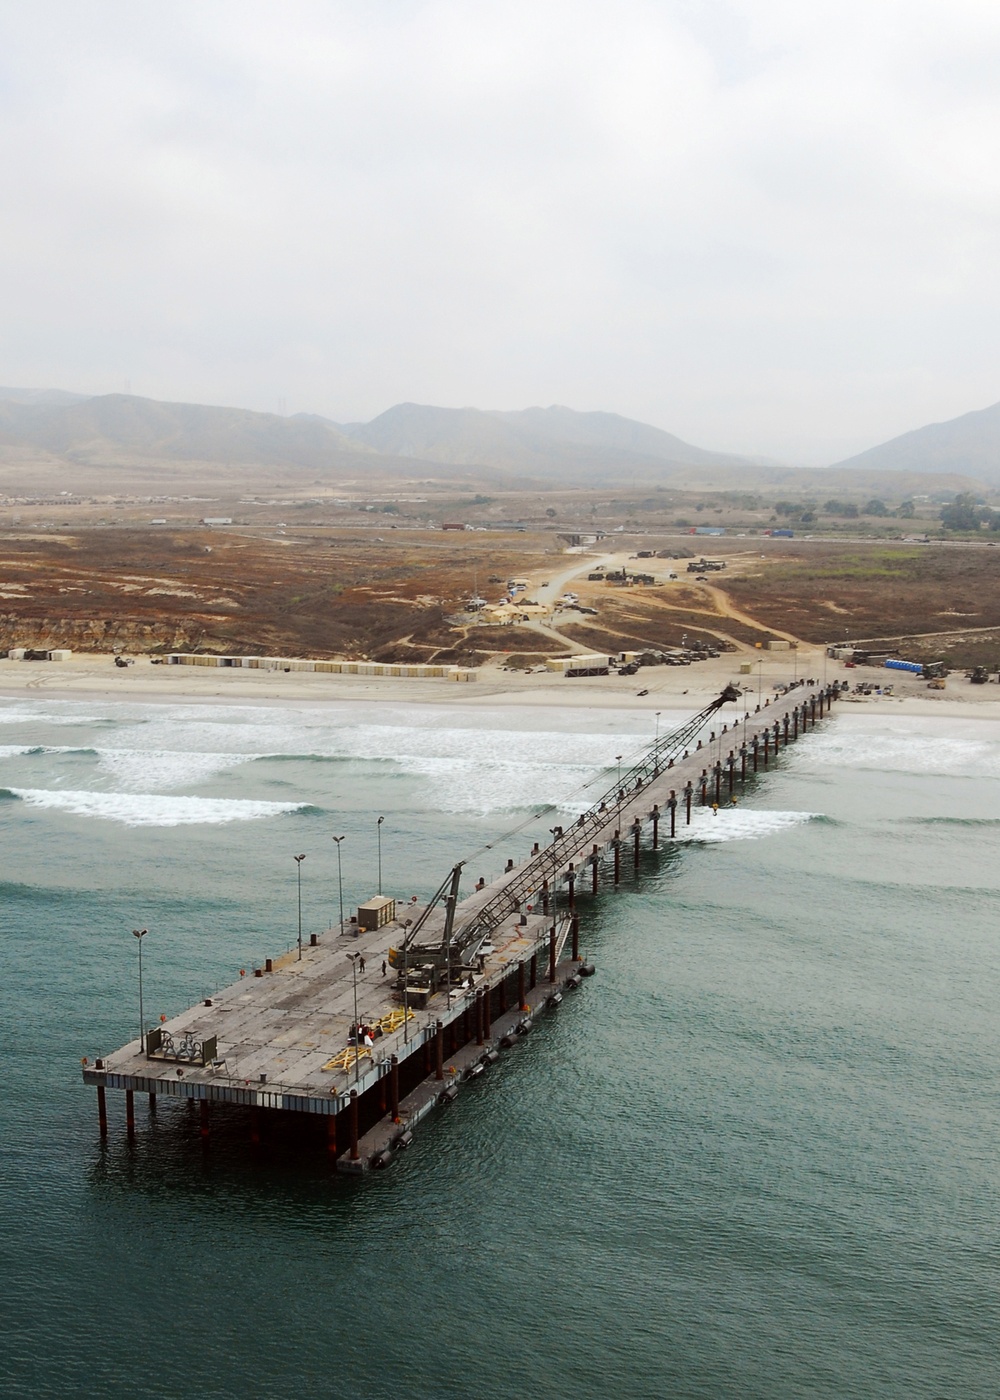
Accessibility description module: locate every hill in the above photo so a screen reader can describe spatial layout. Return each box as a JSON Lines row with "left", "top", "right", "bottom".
{"left": 0, "top": 392, "right": 506, "bottom": 489}
{"left": 338, "top": 401, "right": 755, "bottom": 479}
{"left": 831, "top": 400, "right": 1000, "bottom": 484}
{"left": 0, "top": 391, "right": 775, "bottom": 491}
{"left": 0, "top": 386, "right": 92, "bottom": 407}
{"left": 0, "top": 393, "right": 365, "bottom": 466}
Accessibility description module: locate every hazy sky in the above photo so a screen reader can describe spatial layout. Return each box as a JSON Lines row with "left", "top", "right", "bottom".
{"left": 2, "top": 1, "right": 1000, "bottom": 463}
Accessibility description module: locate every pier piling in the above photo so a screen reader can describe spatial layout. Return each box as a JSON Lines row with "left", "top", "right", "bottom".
{"left": 349, "top": 1091, "right": 359, "bottom": 1161}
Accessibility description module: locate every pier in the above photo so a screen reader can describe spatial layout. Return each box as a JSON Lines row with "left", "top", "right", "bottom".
{"left": 83, "top": 680, "right": 840, "bottom": 1170}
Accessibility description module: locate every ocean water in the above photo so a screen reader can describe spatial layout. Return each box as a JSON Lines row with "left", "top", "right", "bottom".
{"left": 1, "top": 694, "right": 999, "bottom": 1400}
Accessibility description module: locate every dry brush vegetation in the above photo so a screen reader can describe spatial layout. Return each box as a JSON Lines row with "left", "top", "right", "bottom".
{"left": 0, "top": 528, "right": 550, "bottom": 661}
{"left": 2, "top": 526, "right": 998, "bottom": 671}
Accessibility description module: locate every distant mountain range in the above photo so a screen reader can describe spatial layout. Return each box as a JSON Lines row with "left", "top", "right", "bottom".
{"left": 0, "top": 391, "right": 763, "bottom": 486}
{"left": 0, "top": 387, "right": 994, "bottom": 491}
{"left": 333, "top": 402, "right": 761, "bottom": 478}
{"left": 832, "top": 400, "right": 1000, "bottom": 484}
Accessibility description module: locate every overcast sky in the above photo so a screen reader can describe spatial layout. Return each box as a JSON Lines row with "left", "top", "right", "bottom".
{"left": 2, "top": 1, "right": 1000, "bottom": 463}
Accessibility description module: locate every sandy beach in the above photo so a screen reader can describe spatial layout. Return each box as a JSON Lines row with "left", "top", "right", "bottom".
{"left": 0, "top": 649, "right": 998, "bottom": 720}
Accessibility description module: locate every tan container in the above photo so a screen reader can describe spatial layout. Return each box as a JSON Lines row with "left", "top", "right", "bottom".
{"left": 357, "top": 896, "right": 396, "bottom": 931}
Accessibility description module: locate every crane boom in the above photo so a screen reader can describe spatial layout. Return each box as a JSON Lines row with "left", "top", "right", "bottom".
{"left": 393, "top": 686, "right": 741, "bottom": 981}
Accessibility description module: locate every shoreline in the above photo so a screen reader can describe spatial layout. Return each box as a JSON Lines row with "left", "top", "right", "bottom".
{"left": 0, "top": 651, "right": 998, "bottom": 720}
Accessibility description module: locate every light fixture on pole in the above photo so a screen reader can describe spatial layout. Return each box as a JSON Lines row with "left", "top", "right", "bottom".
{"left": 293, "top": 854, "right": 306, "bottom": 960}
{"left": 655, "top": 711, "right": 661, "bottom": 745}
{"left": 615, "top": 754, "right": 623, "bottom": 824}
{"left": 376, "top": 815, "right": 385, "bottom": 895}
{"left": 346, "top": 952, "right": 361, "bottom": 1083}
{"left": 132, "top": 927, "right": 147, "bottom": 1052}
{"left": 332, "top": 836, "right": 345, "bottom": 936}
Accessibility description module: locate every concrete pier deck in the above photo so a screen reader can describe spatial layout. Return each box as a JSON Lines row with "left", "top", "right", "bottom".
{"left": 83, "top": 679, "right": 837, "bottom": 1166}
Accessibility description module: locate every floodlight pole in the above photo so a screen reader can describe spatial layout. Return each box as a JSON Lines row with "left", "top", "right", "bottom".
{"left": 332, "top": 836, "right": 345, "bottom": 935}
{"left": 294, "top": 854, "right": 306, "bottom": 959}
{"left": 132, "top": 927, "right": 147, "bottom": 1051}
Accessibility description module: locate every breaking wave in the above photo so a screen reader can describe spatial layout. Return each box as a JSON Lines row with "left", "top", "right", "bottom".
{"left": 671, "top": 808, "right": 823, "bottom": 844}
{"left": 2, "top": 788, "right": 310, "bottom": 827}
{"left": 802, "top": 727, "right": 1000, "bottom": 779}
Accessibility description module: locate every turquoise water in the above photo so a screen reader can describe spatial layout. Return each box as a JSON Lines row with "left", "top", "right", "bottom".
{"left": 1, "top": 696, "right": 999, "bottom": 1399}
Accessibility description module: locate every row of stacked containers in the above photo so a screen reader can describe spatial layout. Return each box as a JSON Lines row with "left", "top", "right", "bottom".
{"left": 164, "top": 654, "right": 477, "bottom": 680}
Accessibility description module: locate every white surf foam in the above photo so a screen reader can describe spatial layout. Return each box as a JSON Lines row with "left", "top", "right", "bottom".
{"left": 93, "top": 717, "right": 641, "bottom": 814}
{"left": 395, "top": 753, "right": 605, "bottom": 815}
{"left": 673, "top": 808, "right": 818, "bottom": 844}
{"left": 8, "top": 788, "right": 307, "bottom": 827}
{"left": 0, "top": 709, "right": 107, "bottom": 727}
{"left": 803, "top": 727, "right": 1000, "bottom": 779}
{"left": 94, "top": 748, "right": 256, "bottom": 791}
